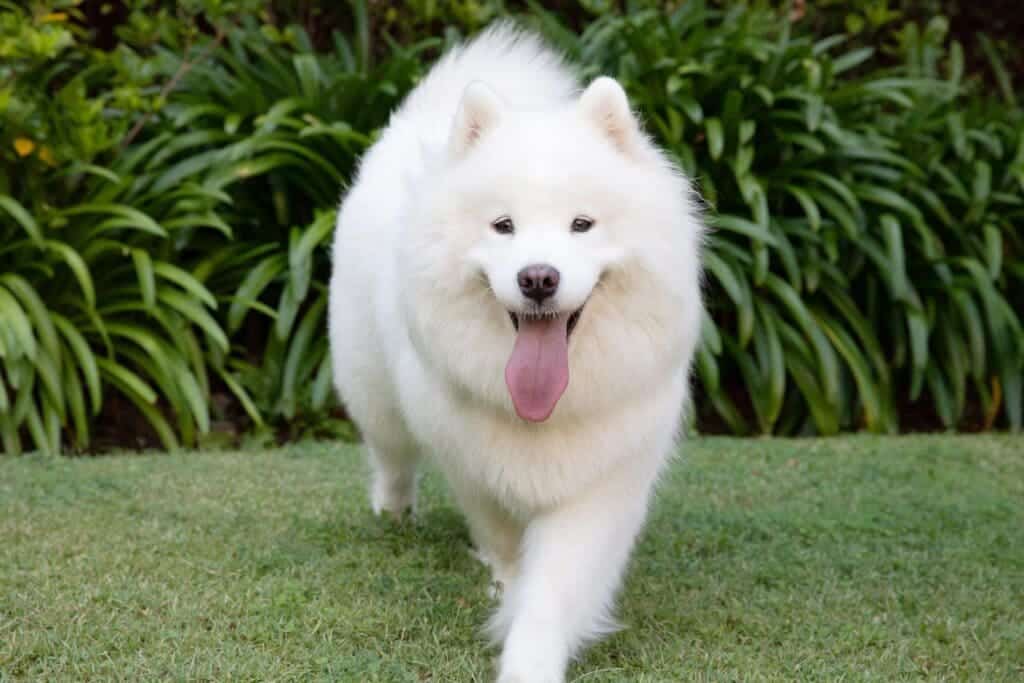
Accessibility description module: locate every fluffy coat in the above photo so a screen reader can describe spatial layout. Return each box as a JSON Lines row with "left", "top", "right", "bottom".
{"left": 329, "top": 24, "right": 704, "bottom": 682}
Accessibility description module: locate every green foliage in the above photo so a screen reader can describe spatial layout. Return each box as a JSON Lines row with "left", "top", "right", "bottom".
{"left": 1, "top": 0, "right": 1021, "bottom": 453}
{"left": 543, "top": 2, "right": 1022, "bottom": 434}
{"left": 1, "top": 4, "right": 424, "bottom": 453}
{"left": 160, "top": 18, "right": 428, "bottom": 430}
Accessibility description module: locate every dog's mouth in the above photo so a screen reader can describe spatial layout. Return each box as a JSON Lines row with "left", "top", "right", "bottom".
{"left": 508, "top": 306, "right": 583, "bottom": 338}
{"left": 504, "top": 305, "right": 584, "bottom": 423}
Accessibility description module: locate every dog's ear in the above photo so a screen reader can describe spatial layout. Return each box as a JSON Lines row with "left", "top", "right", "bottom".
{"left": 449, "top": 81, "right": 503, "bottom": 160}
{"left": 579, "top": 77, "right": 640, "bottom": 156}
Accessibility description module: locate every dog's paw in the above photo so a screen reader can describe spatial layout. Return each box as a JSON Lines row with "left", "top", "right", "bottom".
{"left": 371, "top": 479, "right": 416, "bottom": 520}
{"left": 497, "top": 644, "right": 564, "bottom": 683}
{"left": 496, "top": 670, "right": 563, "bottom": 683}
{"left": 497, "top": 624, "right": 567, "bottom": 683}
{"left": 371, "top": 494, "right": 415, "bottom": 522}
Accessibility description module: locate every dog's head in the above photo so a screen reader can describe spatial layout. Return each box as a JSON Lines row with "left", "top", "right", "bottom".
{"left": 402, "top": 78, "right": 703, "bottom": 422}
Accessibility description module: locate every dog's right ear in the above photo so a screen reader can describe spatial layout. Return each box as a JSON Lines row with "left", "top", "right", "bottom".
{"left": 449, "top": 81, "right": 503, "bottom": 160}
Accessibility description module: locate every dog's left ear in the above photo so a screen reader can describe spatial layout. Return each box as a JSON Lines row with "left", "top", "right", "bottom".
{"left": 579, "top": 77, "right": 641, "bottom": 156}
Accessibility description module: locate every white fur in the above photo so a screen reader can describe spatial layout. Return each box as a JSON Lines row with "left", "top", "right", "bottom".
{"left": 328, "top": 23, "right": 703, "bottom": 682}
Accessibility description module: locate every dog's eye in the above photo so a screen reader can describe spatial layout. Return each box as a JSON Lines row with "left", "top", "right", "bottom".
{"left": 492, "top": 216, "right": 515, "bottom": 235}
{"left": 571, "top": 216, "right": 594, "bottom": 233}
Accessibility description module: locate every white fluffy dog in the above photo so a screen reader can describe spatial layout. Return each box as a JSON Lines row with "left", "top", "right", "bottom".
{"left": 329, "top": 24, "right": 703, "bottom": 683}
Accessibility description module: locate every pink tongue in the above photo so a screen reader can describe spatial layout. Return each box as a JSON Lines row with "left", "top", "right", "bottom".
{"left": 505, "top": 314, "right": 570, "bottom": 422}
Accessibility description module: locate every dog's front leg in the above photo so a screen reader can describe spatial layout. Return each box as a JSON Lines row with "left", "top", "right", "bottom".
{"left": 492, "top": 464, "right": 656, "bottom": 683}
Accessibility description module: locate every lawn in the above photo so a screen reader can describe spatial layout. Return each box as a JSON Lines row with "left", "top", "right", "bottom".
{"left": 2, "top": 436, "right": 1022, "bottom": 682}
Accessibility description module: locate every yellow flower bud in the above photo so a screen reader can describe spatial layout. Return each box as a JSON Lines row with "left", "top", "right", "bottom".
{"left": 14, "top": 138, "right": 36, "bottom": 157}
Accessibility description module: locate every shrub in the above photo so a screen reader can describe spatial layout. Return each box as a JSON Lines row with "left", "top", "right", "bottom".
{"left": 0, "top": 3, "right": 424, "bottom": 452}
{"left": 531, "top": 1, "right": 1023, "bottom": 434}
{"left": 1, "top": 3, "right": 241, "bottom": 452}
{"left": 154, "top": 16, "right": 429, "bottom": 431}
{"left": 1, "top": 0, "right": 1021, "bottom": 454}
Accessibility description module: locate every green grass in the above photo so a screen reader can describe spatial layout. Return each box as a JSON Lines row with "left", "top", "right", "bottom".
{"left": 2, "top": 436, "right": 1022, "bottom": 682}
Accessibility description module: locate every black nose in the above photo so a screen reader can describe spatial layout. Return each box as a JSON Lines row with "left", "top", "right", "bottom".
{"left": 517, "top": 264, "right": 560, "bottom": 303}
